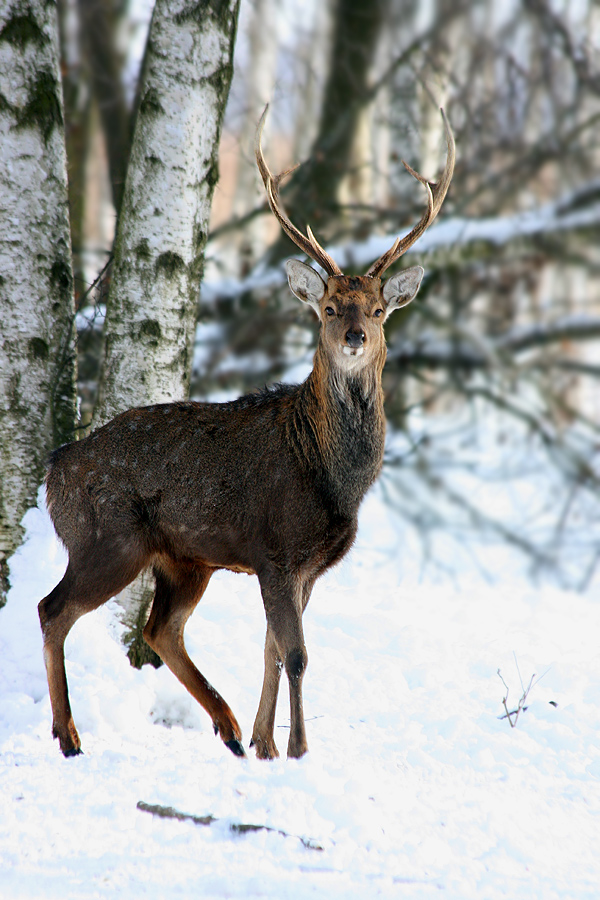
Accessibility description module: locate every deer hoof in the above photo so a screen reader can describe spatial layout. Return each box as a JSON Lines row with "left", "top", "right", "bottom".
{"left": 250, "top": 736, "right": 280, "bottom": 760}
{"left": 62, "top": 746, "right": 84, "bottom": 758}
{"left": 225, "top": 738, "right": 246, "bottom": 758}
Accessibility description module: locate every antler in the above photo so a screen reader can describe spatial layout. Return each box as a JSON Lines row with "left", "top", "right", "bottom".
{"left": 255, "top": 106, "right": 343, "bottom": 277}
{"left": 366, "top": 109, "right": 455, "bottom": 278}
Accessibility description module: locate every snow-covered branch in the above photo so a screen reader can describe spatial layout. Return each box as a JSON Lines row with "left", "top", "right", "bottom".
{"left": 201, "top": 181, "right": 600, "bottom": 304}
{"left": 387, "top": 314, "right": 600, "bottom": 371}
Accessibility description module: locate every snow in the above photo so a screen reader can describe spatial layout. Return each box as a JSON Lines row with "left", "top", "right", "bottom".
{"left": 1, "top": 483, "right": 600, "bottom": 899}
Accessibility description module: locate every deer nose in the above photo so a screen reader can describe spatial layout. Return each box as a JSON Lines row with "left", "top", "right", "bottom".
{"left": 345, "top": 328, "right": 365, "bottom": 348}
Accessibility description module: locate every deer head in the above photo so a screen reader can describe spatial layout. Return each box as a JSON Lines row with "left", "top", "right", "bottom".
{"left": 255, "top": 105, "right": 455, "bottom": 371}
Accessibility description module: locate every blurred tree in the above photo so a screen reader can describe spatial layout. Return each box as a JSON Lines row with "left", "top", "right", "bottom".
{"left": 57, "top": 0, "right": 92, "bottom": 305}
{"left": 229, "top": 0, "right": 279, "bottom": 276}
{"left": 266, "top": 0, "right": 393, "bottom": 260}
{"left": 77, "top": 0, "right": 131, "bottom": 217}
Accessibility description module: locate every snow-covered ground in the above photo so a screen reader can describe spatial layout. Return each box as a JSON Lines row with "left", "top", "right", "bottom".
{"left": 1, "top": 481, "right": 599, "bottom": 899}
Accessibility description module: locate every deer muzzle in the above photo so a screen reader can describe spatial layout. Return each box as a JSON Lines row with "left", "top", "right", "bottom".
{"left": 345, "top": 328, "right": 366, "bottom": 349}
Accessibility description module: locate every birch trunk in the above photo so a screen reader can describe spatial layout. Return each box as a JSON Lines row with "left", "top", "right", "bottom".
{"left": 94, "top": 0, "right": 239, "bottom": 665}
{"left": 0, "top": 1, "right": 76, "bottom": 604}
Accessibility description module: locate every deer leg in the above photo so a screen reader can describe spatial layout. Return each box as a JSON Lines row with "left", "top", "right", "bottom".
{"left": 143, "top": 562, "right": 245, "bottom": 758}
{"left": 258, "top": 574, "right": 308, "bottom": 759}
{"left": 251, "top": 577, "right": 315, "bottom": 760}
{"left": 251, "top": 624, "right": 283, "bottom": 759}
{"left": 38, "top": 549, "right": 147, "bottom": 757}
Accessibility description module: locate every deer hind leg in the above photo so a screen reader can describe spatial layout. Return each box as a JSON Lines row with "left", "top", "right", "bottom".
{"left": 251, "top": 624, "right": 283, "bottom": 759}
{"left": 143, "top": 562, "right": 245, "bottom": 757}
{"left": 258, "top": 573, "right": 309, "bottom": 759}
{"left": 38, "top": 547, "right": 147, "bottom": 756}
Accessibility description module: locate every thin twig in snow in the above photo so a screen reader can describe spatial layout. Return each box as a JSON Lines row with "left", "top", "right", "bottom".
{"left": 136, "top": 801, "right": 324, "bottom": 851}
{"left": 498, "top": 657, "right": 552, "bottom": 727}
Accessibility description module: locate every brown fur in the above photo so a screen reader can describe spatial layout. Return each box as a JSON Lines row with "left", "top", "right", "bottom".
{"left": 38, "top": 270, "right": 421, "bottom": 760}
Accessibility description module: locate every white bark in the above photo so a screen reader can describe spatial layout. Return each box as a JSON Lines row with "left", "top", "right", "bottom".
{"left": 418, "top": 0, "right": 461, "bottom": 179}
{"left": 228, "top": 0, "right": 279, "bottom": 274}
{"left": 93, "top": 0, "right": 239, "bottom": 664}
{"left": 95, "top": 0, "right": 239, "bottom": 424}
{"left": 0, "top": 1, "right": 76, "bottom": 602}
{"left": 382, "top": 2, "right": 421, "bottom": 208}
{"left": 291, "top": 0, "right": 333, "bottom": 163}
{"left": 338, "top": 105, "right": 373, "bottom": 212}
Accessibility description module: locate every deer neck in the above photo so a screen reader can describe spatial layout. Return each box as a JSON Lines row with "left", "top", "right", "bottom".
{"left": 297, "top": 341, "right": 386, "bottom": 509}
{"left": 312, "top": 339, "right": 383, "bottom": 409}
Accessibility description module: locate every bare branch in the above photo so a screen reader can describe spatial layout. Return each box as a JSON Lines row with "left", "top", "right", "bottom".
{"left": 497, "top": 667, "right": 534, "bottom": 728}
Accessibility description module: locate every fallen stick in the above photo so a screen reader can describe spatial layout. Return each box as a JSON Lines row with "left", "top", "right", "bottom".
{"left": 137, "top": 801, "right": 324, "bottom": 851}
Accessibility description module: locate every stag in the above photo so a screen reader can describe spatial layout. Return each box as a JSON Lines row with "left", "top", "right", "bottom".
{"left": 38, "top": 108, "right": 454, "bottom": 759}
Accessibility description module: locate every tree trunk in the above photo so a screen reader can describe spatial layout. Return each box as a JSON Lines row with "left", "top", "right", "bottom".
{"left": 57, "top": 0, "right": 93, "bottom": 308}
{"left": 0, "top": 1, "right": 77, "bottom": 605}
{"left": 266, "top": 0, "right": 390, "bottom": 263}
{"left": 230, "top": 0, "right": 279, "bottom": 275}
{"left": 94, "top": 0, "right": 239, "bottom": 665}
{"left": 417, "top": 0, "right": 462, "bottom": 178}
{"left": 77, "top": 0, "right": 132, "bottom": 217}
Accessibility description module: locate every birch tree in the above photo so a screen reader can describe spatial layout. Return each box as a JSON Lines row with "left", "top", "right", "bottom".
{"left": 0, "top": 1, "right": 76, "bottom": 604}
{"left": 94, "top": 0, "right": 239, "bottom": 664}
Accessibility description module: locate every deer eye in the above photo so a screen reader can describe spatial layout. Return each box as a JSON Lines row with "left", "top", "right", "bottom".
{"left": 325, "top": 307, "right": 336, "bottom": 317}
{"left": 374, "top": 308, "right": 384, "bottom": 318}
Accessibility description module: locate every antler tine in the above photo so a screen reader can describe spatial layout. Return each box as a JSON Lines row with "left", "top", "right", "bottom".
{"left": 366, "top": 108, "right": 455, "bottom": 278}
{"left": 255, "top": 106, "right": 343, "bottom": 277}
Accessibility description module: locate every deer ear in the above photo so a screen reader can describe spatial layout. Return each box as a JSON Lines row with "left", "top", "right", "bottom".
{"left": 285, "top": 259, "right": 327, "bottom": 312}
{"left": 382, "top": 266, "right": 424, "bottom": 319}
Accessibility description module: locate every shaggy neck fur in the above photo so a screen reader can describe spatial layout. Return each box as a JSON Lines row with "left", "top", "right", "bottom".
{"left": 291, "top": 337, "right": 387, "bottom": 515}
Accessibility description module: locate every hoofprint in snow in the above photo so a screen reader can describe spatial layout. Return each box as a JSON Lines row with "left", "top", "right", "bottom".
{"left": 1, "top": 485, "right": 599, "bottom": 900}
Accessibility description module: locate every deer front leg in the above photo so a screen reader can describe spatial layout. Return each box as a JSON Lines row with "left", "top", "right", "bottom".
{"left": 284, "top": 641, "right": 309, "bottom": 759}
{"left": 258, "top": 574, "right": 308, "bottom": 759}
{"left": 251, "top": 625, "right": 283, "bottom": 759}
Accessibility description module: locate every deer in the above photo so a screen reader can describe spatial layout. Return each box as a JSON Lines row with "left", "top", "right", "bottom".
{"left": 38, "top": 107, "right": 454, "bottom": 760}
